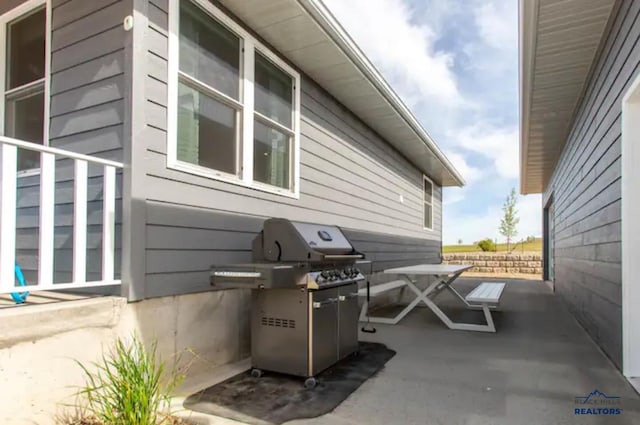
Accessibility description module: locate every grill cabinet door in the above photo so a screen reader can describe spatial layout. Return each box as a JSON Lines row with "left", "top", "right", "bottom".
{"left": 251, "top": 289, "right": 308, "bottom": 377}
{"left": 310, "top": 288, "right": 339, "bottom": 376}
{"left": 338, "top": 283, "right": 359, "bottom": 359}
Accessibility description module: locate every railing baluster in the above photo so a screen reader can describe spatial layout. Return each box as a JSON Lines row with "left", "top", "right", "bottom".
{"left": 0, "top": 136, "right": 123, "bottom": 294}
{"left": 102, "top": 166, "right": 116, "bottom": 281}
{"left": 73, "top": 160, "right": 88, "bottom": 283}
{"left": 38, "top": 152, "right": 55, "bottom": 288}
{"left": 0, "top": 144, "right": 17, "bottom": 293}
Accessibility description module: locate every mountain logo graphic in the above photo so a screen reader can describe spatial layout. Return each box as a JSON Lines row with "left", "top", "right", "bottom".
{"left": 575, "top": 389, "right": 621, "bottom": 404}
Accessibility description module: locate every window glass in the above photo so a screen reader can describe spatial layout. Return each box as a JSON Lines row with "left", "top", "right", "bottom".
{"left": 173, "top": 0, "right": 299, "bottom": 194}
{"left": 255, "top": 52, "right": 293, "bottom": 128}
{"left": 7, "top": 8, "right": 45, "bottom": 89}
{"left": 177, "top": 82, "right": 237, "bottom": 174}
{"left": 3, "top": 7, "right": 46, "bottom": 172}
{"left": 423, "top": 178, "right": 433, "bottom": 229}
{"left": 253, "top": 119, "right": 290, "bottom": 189}
{"left": 5, "top": 89, "right": 44, "bottom": 170}
{"left": 424, "top": 179, "right": 433, "bottom": 199}
{"left": 424, "top": 205, "right": 432, "bottom": 229}
{"left": 179, "top": 0, "right": 240, "bottom": 100}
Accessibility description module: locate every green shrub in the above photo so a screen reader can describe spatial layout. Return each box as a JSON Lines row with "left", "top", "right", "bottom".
{"left": 75, "top": 335, "right": 183, "bottom": 425}
{"left": 477, "top": 238, "right": 496, "bottom": 252}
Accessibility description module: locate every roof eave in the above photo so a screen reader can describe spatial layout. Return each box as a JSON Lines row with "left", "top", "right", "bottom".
{"left": 519, "top": 0, "right": 539, "bottom": 195}
{"left": 297, "top": 0, "right": 466, "bottom": 187}
{"left": 519, "top": 0, "right": 617, "bottom": 195}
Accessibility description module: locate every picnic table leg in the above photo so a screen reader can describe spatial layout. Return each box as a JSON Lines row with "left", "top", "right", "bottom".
{"left": 415, "top": 273, "right": 498, "bottom": 332}
{"left": 427, "top": 272, "right": 468, "bottom": 301}
{"left": 419, "top": 294, "right": 497, "bottom": 332}
{"left": 359, "top": 277, "right": 433, "bottom": 325}
{"left": 428, "top": 298, "right": 496, "bottom": 332}
{"left": 482, "top": 304, "right": 496, "bottom": 332}
{"left": 359, "top": 298, "right": 370, "bottom": 322}
{"left": 426, "top": 271, "right": 498, "bottom": 311}
{"left": 358, "top": 271, "right": 497, "bottom": 330}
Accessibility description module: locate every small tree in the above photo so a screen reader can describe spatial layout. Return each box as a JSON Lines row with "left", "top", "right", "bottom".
{"left": 499, "top": 188, "right": 520, "bottom": 252}
{"left": 477, "top": 238, "right": 496, "bottom": 252}
{"left": 457, "top": 238, "right": 463, "bottom": 245}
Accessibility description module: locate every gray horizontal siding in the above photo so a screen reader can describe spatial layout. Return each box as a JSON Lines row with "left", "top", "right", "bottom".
{"left": 50, "top": 0, "right": 127, "bottom": 162}
{"left": 13, "top": 0, "right": 127, "bottom": 288}
{"left": 0, "top": 0, "right": 29, "bottom": 15}
{"left": 138, "top": 0, "right": 442, "bottom": 297}
{"left": 344, "top": 229, "right": 441, "bottom": 272}
{"left": 544, "top": 0, "right": 640, "bottom": 369}
{"left": 144, "top": 203, "right": 440, "bottom": 297}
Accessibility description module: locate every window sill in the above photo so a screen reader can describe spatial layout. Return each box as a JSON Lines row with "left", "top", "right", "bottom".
{"left": 168, "top": 159, "right": 300, "bottom": 200}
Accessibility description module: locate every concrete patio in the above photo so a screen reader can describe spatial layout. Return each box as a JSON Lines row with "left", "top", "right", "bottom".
{"left": 177, "top": 278, "right": 640, "bottom": 425}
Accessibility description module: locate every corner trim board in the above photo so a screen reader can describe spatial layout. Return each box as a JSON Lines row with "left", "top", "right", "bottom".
{"left": 621, "top": 70, "right": 640, "bottom": 378}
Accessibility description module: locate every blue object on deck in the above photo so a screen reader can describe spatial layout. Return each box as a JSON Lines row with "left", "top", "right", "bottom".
{"left": 11, "top": 264, "right": 29, "bottom": 304}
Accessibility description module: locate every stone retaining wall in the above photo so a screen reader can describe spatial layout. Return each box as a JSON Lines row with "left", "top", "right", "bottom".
{"left": 443, "top": 252, "right": 542, "bottom": 275}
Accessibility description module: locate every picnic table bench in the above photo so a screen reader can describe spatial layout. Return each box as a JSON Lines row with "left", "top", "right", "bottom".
{"left": 358, "top": 264, "right": 505, "bottom": 332}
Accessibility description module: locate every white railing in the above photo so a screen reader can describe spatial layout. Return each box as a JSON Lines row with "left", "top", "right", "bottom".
{"left": 0, "top": 136, "right": 124, "bottom": 293}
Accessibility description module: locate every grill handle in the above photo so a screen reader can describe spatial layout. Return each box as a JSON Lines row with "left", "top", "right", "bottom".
{"left": 322, "top": 254, "right": 364, "bottom": 260}
{"left": 212, "top": 271, "right": 262, "bottom": 278}
{"left": 312, "top": 298, "right": 338, "bottom": 308}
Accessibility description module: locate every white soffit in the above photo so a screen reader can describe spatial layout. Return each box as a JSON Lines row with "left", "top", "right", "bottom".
{"left": 520, "top": 0, "right": 617, "bottom": 194}
{"left": 218, "top": 0, "right": 465, "bottom": 187}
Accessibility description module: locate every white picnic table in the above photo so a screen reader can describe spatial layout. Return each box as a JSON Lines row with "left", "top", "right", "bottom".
{"left": 359, "top": 264, "right": 505, "bottom": 332}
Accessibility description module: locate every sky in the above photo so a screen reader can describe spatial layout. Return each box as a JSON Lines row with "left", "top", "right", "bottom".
{"left": 323, "top": 0, "right": 542, "bottom": 245}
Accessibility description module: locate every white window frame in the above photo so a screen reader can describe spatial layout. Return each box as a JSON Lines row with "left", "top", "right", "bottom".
{"left": 167, "top": 0, "right": 301, "bottom": 199}
{"left": 423, "top": 175, "right": 434, "bottom": 231}
{"left": 0, "top": 0, "right": 51, "bottom": 177}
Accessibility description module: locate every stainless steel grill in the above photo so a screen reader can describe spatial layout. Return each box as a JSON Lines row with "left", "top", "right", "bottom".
{"left": 210, "top": 218, "right": 370, "bottom": 388}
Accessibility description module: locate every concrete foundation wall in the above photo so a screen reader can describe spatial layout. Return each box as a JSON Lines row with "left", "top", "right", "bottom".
{"left": 0, "top": 290, "right": 250, "bottom": 425}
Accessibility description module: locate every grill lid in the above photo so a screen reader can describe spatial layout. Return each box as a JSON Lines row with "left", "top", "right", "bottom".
{"left": 255, "top": 218, "right": 363, "bottom": 262}
{"left": 289, "top": 221, "right": 352, "bottom": 253}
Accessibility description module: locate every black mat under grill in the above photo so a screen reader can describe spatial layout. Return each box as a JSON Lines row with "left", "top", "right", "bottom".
{"left": 183, "top": 342, "right": 395, "bottom": 425}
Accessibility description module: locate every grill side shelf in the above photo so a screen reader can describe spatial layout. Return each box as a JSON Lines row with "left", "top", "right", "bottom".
{"left": 210, "top": 264, "right": 308, "bottom": 289}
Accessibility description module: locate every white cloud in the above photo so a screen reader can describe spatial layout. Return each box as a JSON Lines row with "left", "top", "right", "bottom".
{"left": 323, "top": 0, "right": 534, "bottom": 244}
{"left": 443, "top": 186, "right": 466, "bottom": 206}
{"left": 461, "top": 0, "right": 518, "bottom": 76}
{"left": 451, "top": 125, "right": 520, "bottom": 179}
{"left": 443, "top": 150, "right": 484, "bottom": 184}
{"left": 323, "top": 0, "right": 462, "bottom": 108}
{"left": 441, "top": 150, "right": 484, "bottom": 206}
{"left": 475, "top": 0, "right": 518, "bottom": 52}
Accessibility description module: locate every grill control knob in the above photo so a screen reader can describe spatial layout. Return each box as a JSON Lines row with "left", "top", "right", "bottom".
{"left": 321, "top": 271, "right": 329, "bottom": 279}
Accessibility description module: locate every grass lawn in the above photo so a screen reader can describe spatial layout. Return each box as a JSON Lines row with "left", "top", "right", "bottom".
{"left": 443, "top": 238, "right": 543, "bottom": 253}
